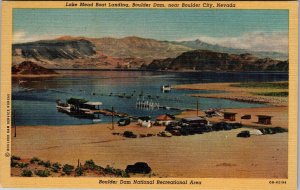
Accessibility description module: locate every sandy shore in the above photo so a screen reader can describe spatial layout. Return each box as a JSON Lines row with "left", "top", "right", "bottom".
{"left": 174, "top": 82, "right": 288, "bottom": 106}
{"left": 11, "top": 82, "right": 288, "bottom": 178}
{"left": 12, "top": 120, "right": 287, "bottom": 178}
{"left": 12, "top": 74, "right": 61, "bottom": 78}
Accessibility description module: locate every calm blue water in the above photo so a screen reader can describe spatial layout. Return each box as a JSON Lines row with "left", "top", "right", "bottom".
{"left": 12, "top": 71, "right": 288, "bottom": 126}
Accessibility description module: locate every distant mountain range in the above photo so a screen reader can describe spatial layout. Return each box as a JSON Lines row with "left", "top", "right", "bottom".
{"left": 12, "top": 36, "right": 288, "bottom": 71}
{"left": 147, "top": 50, "right": 288, "bottom": 72}
{"left": 172, "top": 39, "right": 287, "bottom": 61}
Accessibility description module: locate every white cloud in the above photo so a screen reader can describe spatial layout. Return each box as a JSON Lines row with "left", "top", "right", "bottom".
{"left": 13, "top": 30, "right": 60, "bottom": 44}
{"left": 178, "top": 31, "right": 288, "bottom": 53}
{"left": 13, "top": 31, "right": 27, "bottom": 43}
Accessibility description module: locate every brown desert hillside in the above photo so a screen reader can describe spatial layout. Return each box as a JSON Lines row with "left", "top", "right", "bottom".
{"left": 12, "top": 36, "right": 288, "bottom": 71}
{"left": 12, "top": 61, "right": 58, "bottom": 75}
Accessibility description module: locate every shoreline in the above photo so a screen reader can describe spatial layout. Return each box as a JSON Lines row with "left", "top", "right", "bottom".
{"left": 12, "top": 116, "right": 288, "bottom": 178}
{"left": 16, "top": 105, "right": 288, "bottom": 129}
{"left": 12, "top": 105, "right": 288, "bottom": 178}
{"left": 12, "top": 74, "right": 62, "bottom": 78}
{"left": 54, "top": 68, "right": 289, "bottom": 74}
{"left": 174, "top": 82, "right": 288, "bottom": 106}
{"left": 12, "top": 69, "right": 289, "bottom": 76}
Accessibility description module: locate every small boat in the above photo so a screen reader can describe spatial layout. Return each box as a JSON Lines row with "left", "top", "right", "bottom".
{"left": 92, "top": 118, "right": 102, "bottom": 123}
{"left": 56, "top": 98, "right": 102, "bottom": 120}
{"left": 56, "top": 100, "right": 72, "bottom": 113}
{"left": 56, "top": 104, "right": 71, "bottom": 113}
{"left": 165, "top": 106, "right": 171, "bottom": 110}
{"left": 18, "top": 80, "right": 26, "bottom": 84}
{"left": 161, "top": 85, "right": 171, "bottom": 92}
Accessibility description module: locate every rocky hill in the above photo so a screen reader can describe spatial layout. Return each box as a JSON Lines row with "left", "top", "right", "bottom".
{"left": 12, "top": 61, "right": 58, "bottom": 75}
{"left": 12, "top": 39, "right": 99, "bottom": 69}
{"left": 12, "top": 36, "right": 288, "bottom": 71}
{"left": 147, "top": 50, "right": 288, "bottom": 72}
{"left": 13, "top": 36, "right": 191, "bottom": 69}
{"left": 173, "top": 39, "right": 287, "bottom": 61}
{"left": 87, "top": 36, "right": 191, "bottom": 63}
{"left": 13, "top": 39, "right": 96, "bottom": 60}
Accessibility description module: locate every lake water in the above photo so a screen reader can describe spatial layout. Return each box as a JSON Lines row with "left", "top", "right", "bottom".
{"left": 12, "top": 71, "right": 288, "bottom": 126}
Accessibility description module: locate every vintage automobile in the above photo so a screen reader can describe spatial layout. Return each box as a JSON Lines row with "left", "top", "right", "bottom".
{"left": 118, "top": 118, "right": 131, "bottom": 126}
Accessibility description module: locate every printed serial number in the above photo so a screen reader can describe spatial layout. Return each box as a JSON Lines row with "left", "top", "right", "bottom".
{"left": 269, "top": 180, "right": 287, "bottom": 184}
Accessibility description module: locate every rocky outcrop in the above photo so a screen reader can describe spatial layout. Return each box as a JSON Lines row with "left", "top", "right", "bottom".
{"left": 13, "top": 39, "right": 96, "bottom": 60}
{"left": 147, "top": 50, "right": 288, "bottom": 72}
{"left": 12, "top": 61, "right": 58, "bottom": 75}
{"left": 146, "top": 58, "right": 175, "bottom": 70}
{"left": 173, "top": 39, "right": 287, "bottom": 61}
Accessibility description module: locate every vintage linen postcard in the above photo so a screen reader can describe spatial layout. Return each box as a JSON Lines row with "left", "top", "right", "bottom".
{"left": 0, "top": 0, "right": 298, "bottom": 189}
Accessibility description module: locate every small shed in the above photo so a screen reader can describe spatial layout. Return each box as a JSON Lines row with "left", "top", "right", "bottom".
{"left": 138, "top": 116, "right": 151, "bottom": 125}
{"left": 156, "top": 114, "right": 174, "bottom": 126}
{"left": 257, "top": 115, "right": 272, "bottom": 125}
{"left": 223, "top": 112, "right": 237, "bottom": 121}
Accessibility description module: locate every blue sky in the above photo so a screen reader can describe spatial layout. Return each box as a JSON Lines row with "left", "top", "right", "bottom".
{"left": 13, "top": 9, "right": 288, "bottom": 52}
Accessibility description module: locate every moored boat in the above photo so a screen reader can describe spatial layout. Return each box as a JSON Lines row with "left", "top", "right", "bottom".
{"left": 56, "top": 98, "right": 102, "bottom": 120}
{"left": 161, "top": 85, "right": 171, "bottom": 92}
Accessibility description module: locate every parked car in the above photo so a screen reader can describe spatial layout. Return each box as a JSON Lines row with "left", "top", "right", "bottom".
{"left": 157, "top": 131, "right": 172, "bottom": 137}
{"left": 199, "top": 125, "right": 213, "bottom": 133}
{"left": 212, "top": 122, "right": 231, "bottom": 131}
{"left": 259, "top": 127, "right": 276, "bottom": 135}
{"left": 123, "top": 131, "right": 137, "bottom": 138}
{"left": 118, "top": 118, "right": 131, "bottom": 126}
{"left": 237, "top": 130, "right": 250, "bottom": 138}
{"left": 228, "top": 122, "right": 243, "bottom": 129}
{"left": 169, "top": 130, "right": 181, "bottom": 136}
{"left": 185, "top": 126, "right": 203, "bottom": 134}
{"left": 165, "top": 124, "right": 181, "bottom": 131}
{"left": 179, "top": 129, "right": 189, "bottom": 136}
{"left": 272, "top": 127, "right": 288, "bottom": 133}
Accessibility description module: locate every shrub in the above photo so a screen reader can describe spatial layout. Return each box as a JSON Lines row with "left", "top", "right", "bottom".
{"left": 35, "top": 169, "right": 51, "bottom": 177}
{"left": 18, "top": 162, "right": 29, "bottom": 168}
{"left": 43, "top": 160, "right": 51, "bottom": 168}
{"left": 104, "top": 165, "right": 129, "bottom": 177}
{"left": 63, "top": 164, "right": 74, "bottom": 175}
{"left": 21, "top": 169, "right": 33, "bottom": 177}
{"left": 11, "top": 155, "right": 21, "bottom": 161}
{"left": 75, "top": 166, "right": 84, "bottom": 176}
{"left": 84, "top": 160, "right": 97, "bottom": 170}
{"left": 104, "top": 165, "right": 114, "bottom": 173}
{"left": 51, "top": 162, "right": 61, "bottom": 173}
{"left": 121, "top": 170, "right": 129, "bottom": 178}
{"left": 114, "top": 169, "right": 129, "bottom": 177}
{"left": 30, "top": 157, "right": 41, "bottom": 164}
{"left": 38, "top": 160, "right": 51, "bottom": 168}
{"left": 11, "top": 160, "right": 19, "bottom": 167}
